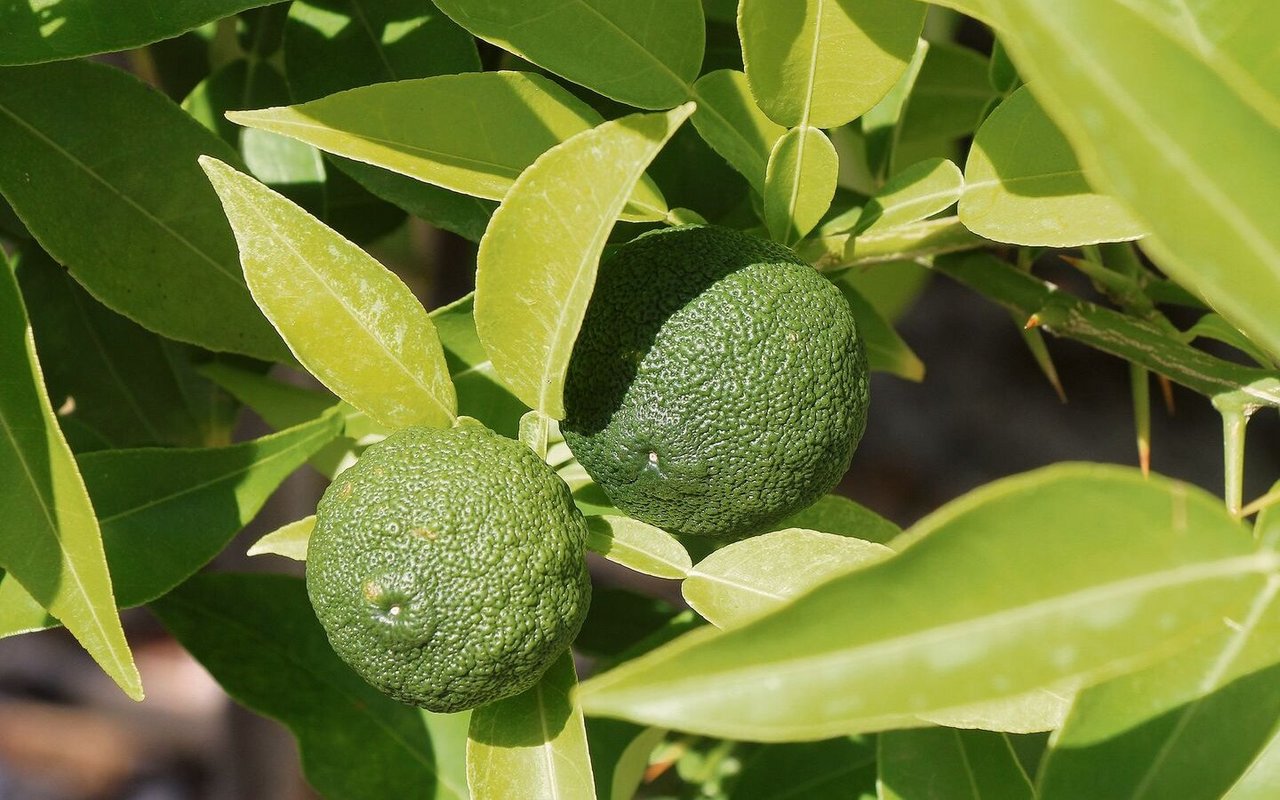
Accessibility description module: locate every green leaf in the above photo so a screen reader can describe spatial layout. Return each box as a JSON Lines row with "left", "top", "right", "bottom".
{"left": 1183, "top": 313, "right": 1276, "bottom": 369}
{"left": 738, "top": 0, "right": 926, "bottom": 128}
{"left": 853, "top": 158, "right": 963, "bottom": 235}
{"left": 17, "top": 246, "right": 236, "bottom": 450}
{"left": 860, "top": 37, "right": 929, "bottom": 183}
{"left": 730, "top": 737, "right": 877, "bottom": 798}
{"left": 776, "top": 494, "right": 902, "bottom": 545}
{"left": 0, "top": 263, "right": 140, "bottom": 699}
{"left": 586, "top": 516, "right": 692, "bottom": 580}
{"left": 585, "top": 719, "right": 664, "bottom": 800}
{"left": 0, "top": 0, "right": 273, "bottom": 65}
{"left": 960, "top": 0, "right": 1280, "bottom": 362}
{"left": 0, "top": 60, "right": 288, "bottom": 361}
{"left": 0, "top": 409, "right": 343, "bottom": 637}
{"left": 689, "top": 69, "right": 787, "bottom": 193}
{"left": 474, "top": 104, "right": 693, "bottom": 418}
{"left": 684, "top": 528, "right": 893, "bottom": 629}
{"left": 247, "top": 515, "right": 316, "bottom": 561}
{"left": 433, "top": 0, "right": 704, "bottom": 110}
{"left": 879, "top": 728, "right": 1035, "bottom": 800}
{"left": 828, "top": 271, "right": 925, "bottom": 381}
{"left": 229, "top": 72, "right": 666, "bottom": 223}
{"left": 1037, "top": 573, "right": 1280, "bottom": 798}
{"left": 893, "top": 41, "right": 996, "bottom": 173}
{"left": 424, "top": 710, "right": 473, "bottom": 800}
{"left": 152, "top": 573, "right": 464, "bottom": 799}
{"left": 960, "top": 86, "right": 1144, "bottom": 247}
{"left": 467, "top": 650, "right": 597, "bottom": 799}
{"left": 763, "top": 126, "right": 838, "bottom": 246}
{"left": 431, "top": 293, "right": 529, "bottom": 438}
{"left": 919, "top": 684, "right": 1075, "bottom": 734}
{"left": 200, "top": 157, "right": 457, "bottom": 430}
{"left": 1226, "top": 729, "right": 1280, "bottom": 798}
{"left": 578, "top": 464, "right": 1272, "bottom": 741}
{"left": 282, "top": 0, "right": 490, "bottom": 240}
{"left": 283, "top": 0, "right": 481, "bottom": 102}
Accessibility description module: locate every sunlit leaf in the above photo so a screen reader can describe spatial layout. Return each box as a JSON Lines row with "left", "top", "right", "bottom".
{"left": 467, "top": 651, "right": 596, "bottom": 799}
{"left": 961, "top": 86, "right": 1144, "bottom": 247}
{"left": 739, "top": 0, "right": 926, "bottom": 128}
{"left": 854, "top": 158, "right": 963, "bottom": 236}
{"left": 579, "top": 465, "right": 1270, "bottom": 741}
{"left": 683, "top": 528, "right": 893, "bottom": 628}
{"left": 475, "top": 105, "right": 693, "bottom": 418}
{"left": 247, "top": 515, "right": 316, "bottom": 561}
{"left": 586, "top": 516, "right": 691, "bottom": 580}
{"left": 201, "top": 157, "right": 457, "bottom": 430}
{"left": 777, "top": 493, "right": 901, "bottom": 545}
{"left": 0, "top": 264, "right": 140, "bottom": 699}
{"left": 763, "top": 126, "right": 838, "bottom": 246}
{"left": 689, "top": 69, "right": 787, "bottom": 192}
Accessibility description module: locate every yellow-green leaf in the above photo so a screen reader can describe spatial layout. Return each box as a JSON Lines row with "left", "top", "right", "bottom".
{"left": 586, "top": 516, "right": 691, "bottom": 580}
{"left": 763, "top": 126, "right": 838, "bottom": 246}
{"left": 0, "top": 264, "right": 140, "bottom": 699}
{"left": 689, "top": 69, "right": 786, "bottom": 192}
{"left": 200, "top": 157, "right": 456, "bottom": 430}
{"left": 248, "top": 515, "right": 316, "bottom": 561}
{"left": 474, "top": 105, "right": 693, "bottom": 418}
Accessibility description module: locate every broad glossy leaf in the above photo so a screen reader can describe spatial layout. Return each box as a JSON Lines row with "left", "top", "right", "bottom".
{"left": 763, "top": 126, "right": 838, "bottom": 245}
{"left": 893, "top": 42, "right": 996, "bottom": 172}
{"left": 777, "top": 494, "right": 901, "bottom": 545}
{"left": 1038, "top": 574, "right": 1280, "bottom": 798}
{"left": 17, "top": 246, "right": 236, "bottom": 450}
{"left": 434, "top": 0, "right": 703, "bottom": 110}
{"left": 153, "top": 573, "right": 463, "bottom": 799}
{"left": 230, "top": 72, "right": 666, "bottom": 223}
{"left": 684, "top": 528, "right": 892, "bottom": 628}
{"left": 474, "top": 105, "right": 693, "bottom": 418}
{"left": 586, "top": 516, "right": 691, "bottom": 580}
{"left": 739, "top": 0, "right": 926, "bottom": 128}
{"left": 430, "top": 294, "right": 528, "bottom": 438}
{"left": 424, "top": 710, "right": 473, "bottom": 800}
{"left": 247, "top": 515, "right": 316, "bottom": 561}
{"left": 919, "top": 684, "right": 1075, "bottom": 734}
{"left": 828, "top": 271, "right": 925, "bottom": 381}
{"left": 284, "top": 0, "right": 481, "bottom": 102}
{"left": 957, "top": 0, "right": 1280, "bottom": 362}
{"left": 0, "top": 61, "right": 288, "bottom": 361}
{"left": 0, "top": 265, "right": 140, "bottom": 699}
{"left": 0, "top": 409, "right": 343, "bottom": 637}
{"left": 854, "top": 158, "right": 963, "bottom": 235}
{"left": 879, "top": 728, "right": 1035, "bottom": 800}
{"left": 0, "top": 0, "right": 272, "bottom": 65}
{"left": 689, "top": 70, "right": 787, "bottom": 193}
{"left": 467, "top": 651, "right": 596, "bottom": 799}
{"left": 961, "top": 86, "right": 1144, "bottom": 247}
{"left": 201, "top": 157, "right": 457, "bottom": 429}
{"left": 578, "top": 465, "right": 1271, "bottom": 741}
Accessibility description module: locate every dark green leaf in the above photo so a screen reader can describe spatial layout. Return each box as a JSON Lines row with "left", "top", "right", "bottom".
{"left": 0, "top": 263, "right": 140, "bottom": 698}
{"left": 17, "top": 246, "right": 236, "bottom": 450}
{"left": 585, "top": 719, "right": 664, "bottom": 800}
{"left": 879, "top": 728, "right": 1035, "bottom": 800}
{"left": 730, "top": 737, "right": 877, "bottom": 799}
{"left": 430, "top": 293, "right": 528, "bottom": 438}
{"left": 0, "top": 60, "right": 289, "bottom": 361}
{"left": 152, "top": 573, "right": 464, "bottom": 799}
{"left": 433, "top": 0, "right": 704, "bottom": 110}
{"left": 0, "top": 0, "right": 273, "bottom": 65}
{"left": 0, "top": 408, "right": 343, "bottom": 637}
{"left": 829, "top": 270, "right": 925, "bottom": 381}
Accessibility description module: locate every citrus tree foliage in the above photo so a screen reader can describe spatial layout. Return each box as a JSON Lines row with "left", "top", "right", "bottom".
{"left": 2, "top": 1, "right": 1279, "bottom": 798}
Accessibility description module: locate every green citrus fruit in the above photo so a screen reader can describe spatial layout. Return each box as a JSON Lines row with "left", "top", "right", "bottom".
{"left": 562, "top": 225, "right": 869, "bottom": 538}
{"left": 306, "top": 421, "right": 591, "bottom": 712}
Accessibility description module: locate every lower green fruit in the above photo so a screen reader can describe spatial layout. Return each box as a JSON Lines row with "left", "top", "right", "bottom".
{"left": 306, "top": 421, "right": 591, "bottom": 712}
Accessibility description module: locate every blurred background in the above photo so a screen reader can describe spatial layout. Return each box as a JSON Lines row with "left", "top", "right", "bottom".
{"left": 2, "top": 6, "right": 1277, "bottom": 800}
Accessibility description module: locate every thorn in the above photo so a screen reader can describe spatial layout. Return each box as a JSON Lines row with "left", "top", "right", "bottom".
{"left": 1024, "top": 314, "right": 1041, "bottom": 330}
{"left": 1158, "top": 374, "right": 1176, "bottom": 414}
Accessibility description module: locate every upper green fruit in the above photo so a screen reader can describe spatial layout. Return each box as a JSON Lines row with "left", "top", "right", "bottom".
{"left": 563, "top": 225, "right": 869, "bottom": 538}
{"left": 306, "top": 421, "right": 591, "bottom": 712}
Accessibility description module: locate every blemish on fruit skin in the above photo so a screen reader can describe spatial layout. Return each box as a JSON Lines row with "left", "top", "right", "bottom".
{"left": 339, "top": 482, "right": 353, "bottom": 498}
{"left": 413, "top": 527, "right": 438, "bottom": 540}
{"left": 362, "top": 581, "right": 382, "bottom": 602}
